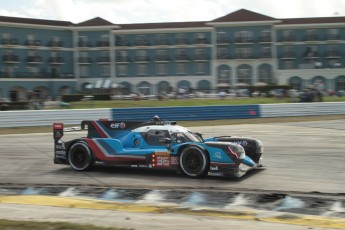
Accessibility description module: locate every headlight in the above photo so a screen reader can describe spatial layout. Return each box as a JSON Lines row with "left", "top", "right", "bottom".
{"left": 227, "top": 144, "right": 246, "bottom": 160}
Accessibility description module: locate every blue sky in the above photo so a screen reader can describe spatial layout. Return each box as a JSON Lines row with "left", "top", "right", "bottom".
{"left": 1, "top": 0, "right": 345, "bottom": 24}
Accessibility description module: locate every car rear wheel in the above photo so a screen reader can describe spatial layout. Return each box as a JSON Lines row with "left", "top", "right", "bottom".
{"left": 179, "top": 145, "right": 209, "bottom": 178}
{"left": 68, "top": 141, "right": 92, "bottom": 171}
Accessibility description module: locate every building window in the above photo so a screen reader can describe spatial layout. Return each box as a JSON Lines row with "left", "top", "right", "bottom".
{"left": 136, "top": 35, "right": 149, "bottom": 46}
{"left": 327, "top": 29, "right": 339, "bottom": 40}
{"left": 284, "top": 60, "right": 295, "bottom": 69}
{"left": 259, "top": 69, "right": 270, "bottom": 83}
{"left": 137, "top": 64, "right": 147, "bottom": 75}
{"left": 238, "top": 68, "right": 250, "bottom": 84}
{"left": 235, "top": 47, "right": 253, "bottom": 58}
{"left": 261, "top": 47, "right": 271, "bottom": 58}
{"left": 78, "top": 36, "right": 89, "bottom": 46}
{"left": 177, "top": 63, "right": 187, "bottom": 74}
{"left": 28, "top": 66, "right": 39, "bottom": 77}
{"left": 282, "top": 30, "right": 294, "bottom": 41}
{"left": 196, "top": 63, "right": 205, "bottom": 74}
{"left": 260, "top": 30, "right": 271, "bottom": 42}
{"left": 303, "top": 46, "right": 319, "bottom": 62}
{"left": 217, "top": 32, "right": 227, "bottom": 42}
{"left": 235, "top": 31, "right": 253, "bottom": 43}
{"left": 118, "top": 65, "right": 128, "bottom": 75}
{"left": 100, "top": 65, "right": 110, "bottom": 76}
{"left": 157, "top": 63, "right": 167, "bottom": 75}
{"left": 80, "top": 66, "right": 89, "bottom": 77}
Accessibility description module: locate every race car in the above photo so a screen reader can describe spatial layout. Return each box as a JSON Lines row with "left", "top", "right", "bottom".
{"left": 53, "top": 116, "right": 263, "bottom": 178}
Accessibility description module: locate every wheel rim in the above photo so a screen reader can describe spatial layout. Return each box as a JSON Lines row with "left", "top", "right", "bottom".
{"left": 69, "top": 142, "right": 91, "bottom": 171}
{"left": 185, "top": 152, "right": 201, "bottom": 172}
{"left": 72, "top": 149, "right": 87, "bottom": 167}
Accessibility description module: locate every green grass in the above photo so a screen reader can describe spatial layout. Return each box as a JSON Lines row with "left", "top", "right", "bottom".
{"left": 66, "top": 96, "right": 345, "bottom": 109}
{"left": 0, "top": 219, "right": 131, "bottom": 230}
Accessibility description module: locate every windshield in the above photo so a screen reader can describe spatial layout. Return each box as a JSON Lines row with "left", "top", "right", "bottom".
{"left": 172, "top": 131, "right": 203, "bottom": 143}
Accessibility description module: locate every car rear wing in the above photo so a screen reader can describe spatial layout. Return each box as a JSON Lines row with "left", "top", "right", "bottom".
{"left": 53, "top": 123, "right": 64, "bottom": 142}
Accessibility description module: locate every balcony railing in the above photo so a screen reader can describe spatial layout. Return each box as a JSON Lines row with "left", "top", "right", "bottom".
{"left": 280, "top": 52, "right": 296, "bottom": 59}
{"left": 97, "top": 41, "right": 110, "bottom": 47}
{"left": 259, "top": 52, "right": 272, "bottom": 58}
{"left": 175, "top": 54, "right": 189, "bottom": 61}
{"left": 280, "top": 35, "right": 295, "bottom": 42}
{"left": 115, "top": 40, "right": 131, "bottom": 46}
{"left": 25, "top": 39, "right": 41, "bottom": 46}
{"left": 47, "top": 41, "right": 63, "bottom": 47}
{"left": 259, "top": 36, "right": 272, "bottom": 43}
{"left": 2, "top": 38, "right": 19, "bottom": 45}
{"left": 2, "top": 55, "right": 19, "bottom": 63}
{"left": 48, "top": 57, "right": 64, "bottom": 64}
{"left": 303, "top": 51, "right": 320, "bottom": 59}
{"left": 78, "top": 41, "right": 92, "bottom": 47}
{"left": 135, "top": 56, "right": 150, "bottom": 62}
{"left": 303, "top": 35, "right": 320, "bottom": 42}
{"left": 154, "top": 55, "right": 170, "bottom": 62}
{"left": 96, "top": 56, "right": 110, "bottom": 62}
{"left": 155, "top": 39, "right": 170, "bottom": 45}
{"left": 175, "top": 39, "right": 190, "bottom": 45}
{"left": 194, "top": 38, "right": 209, "bottom": 44}
{"left": 325, "top": 51, "right": 341, "bottom": 58}
{"left": 26, "top": 56, "right": 43, "bottom": 63}
{"left": 235, "top": 53, "right": 255, "bottom": 59}
{"left": 234, "top": 38, "right": 254, "bottom": 44}
{"left": 135, "top": 40, "right": 150, "bottom": 46}
{"left": 78, "top": 57, "right": 92, "bottom": 63}
{"left": 116, "top": 57, "right": 131, "bottom": 62}
{"left": 326, "top": 34, "right": 341, "bottom": 41}
{"left": 216, "top": 38, "right": 230, "bottom": 44}
{"left": 217, "top": 53, "right": 230, "bottom": 59}
{"left": 0, "top": 72, "right": 75, "bottom": 79}
{"left": 194, "top": 54, "right": 209, "bottom": 60}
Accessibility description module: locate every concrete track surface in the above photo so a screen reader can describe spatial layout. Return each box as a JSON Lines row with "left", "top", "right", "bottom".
{"left": 0, "top": 119, "right": 345, "bottom": 229}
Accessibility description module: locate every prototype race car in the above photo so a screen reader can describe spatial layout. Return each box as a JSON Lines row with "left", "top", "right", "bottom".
{"left": 53, "top": 116, "right": 263, "bottom": 178}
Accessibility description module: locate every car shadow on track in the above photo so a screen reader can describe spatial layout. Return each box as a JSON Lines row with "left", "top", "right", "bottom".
{"left": 52, "top": 165, "right": 265, "bottom": 184}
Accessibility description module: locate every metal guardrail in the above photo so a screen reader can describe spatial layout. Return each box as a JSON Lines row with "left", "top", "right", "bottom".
{"left": 0, "top": 103, "right": 344, "bottom": 128}
{"left": 111, "top": 105, "right": 260, "bottom": 121}
{"left": 260, "top": 102, "right": 345, "bottom": 117}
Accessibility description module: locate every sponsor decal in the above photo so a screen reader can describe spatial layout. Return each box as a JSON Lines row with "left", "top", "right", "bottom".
{"left": 156, "top": 156, "right": 170, "bottom": 167}
{"left": 110, "top": 122, "right": 126, "bottom": 129}
{"left": 131, "top": 165, "right": 138, "bottom": 168}
{"left": 210, "top": 166, "right": 219, "bottom": 171}
{"left": 232, "top": 141, "right": 248, "bottom": 146}
{"left": 212, "top": 152, "right": 222, "bottom": 159}
{"left": 139, "top": 165, "right": 149, "bottom": 168}
{"left": 170, "top": 156, "right": 179, "bottom": 165}
{"left": 155, "top": 151, "right": 170, "bottom": 156}
{"left": 55, "top": 150, "right": 66, "bottom": 159}
{"left": 208, "top": 172, "right": 224, "bottom": 176}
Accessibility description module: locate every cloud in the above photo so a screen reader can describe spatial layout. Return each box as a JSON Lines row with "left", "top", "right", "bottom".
{"left": 2, "top": 0, "right": 345, "bottom": 24}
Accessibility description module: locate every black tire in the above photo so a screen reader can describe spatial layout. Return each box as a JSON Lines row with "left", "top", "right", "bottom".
{"left": 68, "top": 141, "right": 92, "bottom": 171}
{"left": 179, "top": 145, "right": 209, "bottom": 178}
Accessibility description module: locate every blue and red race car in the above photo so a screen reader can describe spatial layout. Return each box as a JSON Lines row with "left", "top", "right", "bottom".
{"left": 53, "top": 116, "right": 263, "bottom": 178}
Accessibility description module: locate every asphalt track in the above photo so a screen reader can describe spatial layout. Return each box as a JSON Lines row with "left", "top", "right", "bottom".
{"left": 1, "top": 120, "right": 345, "bottom": 229}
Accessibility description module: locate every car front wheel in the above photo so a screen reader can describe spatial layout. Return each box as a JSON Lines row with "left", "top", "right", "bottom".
{"left": 179, "top": 145, "right": 209, "bottom": 178}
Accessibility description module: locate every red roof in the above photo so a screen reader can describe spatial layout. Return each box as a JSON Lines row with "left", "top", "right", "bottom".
{"left": 119, "top": 21, "right": 208, "bottom": 30}
{"left": 212, "top": 9, "right": 277, "bottom": 22}
{"left": 279, "top": 16, "right": 345, "bottom": 25}
{"left": 0, "top": 15, "right": 73, "bottom": 26}
{"left": 75, "top": 17, "right": 115, "bottom": 26}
